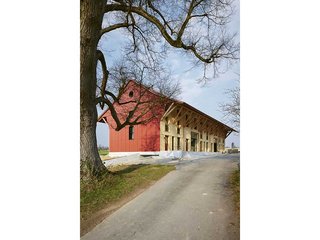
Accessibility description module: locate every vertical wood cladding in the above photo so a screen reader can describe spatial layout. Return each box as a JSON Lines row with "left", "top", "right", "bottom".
{"left": 102, "top": 81, "right": 165, "bottom": 152}
{"left": 108, "top": 118, "right": 160, "bottom": 152}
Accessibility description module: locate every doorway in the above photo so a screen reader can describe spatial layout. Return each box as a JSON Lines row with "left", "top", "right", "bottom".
{"left": 165, "top": 135, "right": 169, "bottom": 151}
{"left": 172, "top": 136, "right": 174, "bottom": 150}
{"left": 191, "top": 132, "right": 198, "bottom": 152}
{"left": 214, "top": 142, "right": 217, "bottom": 152}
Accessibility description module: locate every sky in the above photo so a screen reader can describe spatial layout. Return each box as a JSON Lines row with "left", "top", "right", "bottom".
{"left": 96, "top": 1, "right": 240, "bottom": 148}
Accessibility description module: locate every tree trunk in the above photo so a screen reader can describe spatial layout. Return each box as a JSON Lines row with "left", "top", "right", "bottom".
{"left": 80, "top": 0, "right": 106, "bottom": 178}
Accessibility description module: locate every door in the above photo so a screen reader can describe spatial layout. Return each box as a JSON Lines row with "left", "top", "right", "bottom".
{"left": 214, "top": 142, "right": 217, "bottom": 152}
{"left": 191, "top": 138, "right": 197, "bottom": 151}
{"left": 165, "top": 135, "right": 169, "bottom": 151}
{"left": 172, "top": 136, "right": 174, "bottom": 150}
{"left": 191, "top": 132, "right": 198, "bottom": 152}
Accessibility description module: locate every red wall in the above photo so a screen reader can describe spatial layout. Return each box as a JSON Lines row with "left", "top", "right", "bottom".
{"left": 109, "top": 118, "right": 160, "bottom": 152}
{"left": 101, "top": 81, "right": 168, "bottom": 152}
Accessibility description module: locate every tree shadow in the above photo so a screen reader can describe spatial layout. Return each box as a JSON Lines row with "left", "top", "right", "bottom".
{"left": 111, "top": 164, "right": 147, "bottom": 175}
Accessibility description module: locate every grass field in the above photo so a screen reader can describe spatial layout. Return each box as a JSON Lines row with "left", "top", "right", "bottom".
{"left": 80, "top": 164, "right": 175, "bottom": 235}
{"left": 98, "top": 149, "right": 109, "bottom": 156}
{"left": 229, "top": 169, "right": 240, "bottom": 212}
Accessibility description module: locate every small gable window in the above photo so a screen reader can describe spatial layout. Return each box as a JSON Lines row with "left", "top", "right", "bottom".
{"left": 129, "top": 91, "right": 134, "bottom": 98}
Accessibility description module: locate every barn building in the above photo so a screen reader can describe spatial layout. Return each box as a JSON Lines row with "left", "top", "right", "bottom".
{"left": 98, "top": 80, "right": 236, "bottom": 155}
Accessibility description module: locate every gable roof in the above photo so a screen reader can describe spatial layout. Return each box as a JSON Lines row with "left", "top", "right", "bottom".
{"left": 97, "top": 80, "right": 237, "bottom": 133}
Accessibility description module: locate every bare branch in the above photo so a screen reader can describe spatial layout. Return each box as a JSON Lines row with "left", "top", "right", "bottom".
{"left": 96, "top": 50, "right": 109, "bottom": 109}
{"left": 104, "top": 3, "right": 238, "bottom": 64}
{"left": 146, "top": 0, "right": 175, "bottom": 35}
{"left": 95, "top": 96, "right": 122, "bottom": 128}
{"left": 100, "top": 22, "right": 132, "bottom": 37}
{"left": 219, "top": 83, "right": 240, "bottom": 131}
{"left": 177, "top": 0, "right": 202, "bottom": 41}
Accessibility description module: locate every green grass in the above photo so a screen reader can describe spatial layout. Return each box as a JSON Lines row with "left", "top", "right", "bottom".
{"left": 229, "top": 169, "right": 240, "bottom": 211}
{"left": 80, "top": 164, "right": 175, "bottom": 223}
{"left": 98, "top": 149, "right": 109, "bottom": 156}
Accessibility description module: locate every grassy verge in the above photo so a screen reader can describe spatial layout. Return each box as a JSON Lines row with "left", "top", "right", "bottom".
{"left": 98, "top": 149, "right": 109, "bottom": 156}
{"left": 81, "top": 164, "right": 175, "bottom": 235}
{"left": 229, "top": 169, "right": 240, "bottom": 212}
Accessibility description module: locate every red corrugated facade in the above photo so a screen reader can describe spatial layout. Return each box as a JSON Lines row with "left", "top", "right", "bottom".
{"left": 108, "top": 118, "right": 160, "bottom": 152}
{"left": 100, "top": 81, "right": 166, "bottom": 152}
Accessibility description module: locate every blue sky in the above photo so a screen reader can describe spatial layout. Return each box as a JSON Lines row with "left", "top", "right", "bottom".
{"left": 96, "top": 1, "right": 240, "bottom": 148}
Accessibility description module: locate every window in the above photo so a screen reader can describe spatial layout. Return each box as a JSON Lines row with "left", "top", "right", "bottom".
{"left": 129, "top": 91, "right": 134, "bottom": 98}
{"left": 177, "top": 121, "right": 180, "bottom": 134}
{"left": 206, "top": 134, "right": 208, "bottom": 140}
{"left": 200, "top": 133, "right": 202, "bottom": 139}
{"left": 177, "top": 137, "right": 181, "bottom": 150}
{"left": 129, "top": 126, "right": 134, "bottom": 140}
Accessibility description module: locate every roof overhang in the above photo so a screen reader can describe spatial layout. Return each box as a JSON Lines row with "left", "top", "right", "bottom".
{"left": 173, "top": 101, "right": 237, "bottom": 134}
{"left": 97, "top": 110, "right": 107, "bottom": 123}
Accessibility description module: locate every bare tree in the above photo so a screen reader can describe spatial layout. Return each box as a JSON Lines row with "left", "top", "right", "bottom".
{"left": 81, "top": 0, "right": 239, "bottom": 178}
{"left": 220, "top": 82, "right": 240, "bottom": 131}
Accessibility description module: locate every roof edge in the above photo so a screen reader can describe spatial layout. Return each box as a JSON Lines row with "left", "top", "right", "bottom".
{"left": 175, "top": 101, "right": 237, "bottom": 133}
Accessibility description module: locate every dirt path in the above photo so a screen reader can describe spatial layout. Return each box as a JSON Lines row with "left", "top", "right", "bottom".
{"left": 82, "top": 155, "right": 240, "bottom": 240}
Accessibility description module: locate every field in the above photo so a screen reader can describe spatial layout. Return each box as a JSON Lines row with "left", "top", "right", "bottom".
{"left": 98, "top": 149, "right": 109, "bottom": 156}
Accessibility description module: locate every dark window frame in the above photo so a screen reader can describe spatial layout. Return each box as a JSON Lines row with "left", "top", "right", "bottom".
{"left": 129, "top": 126, "right": 134, "bottom": 140}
